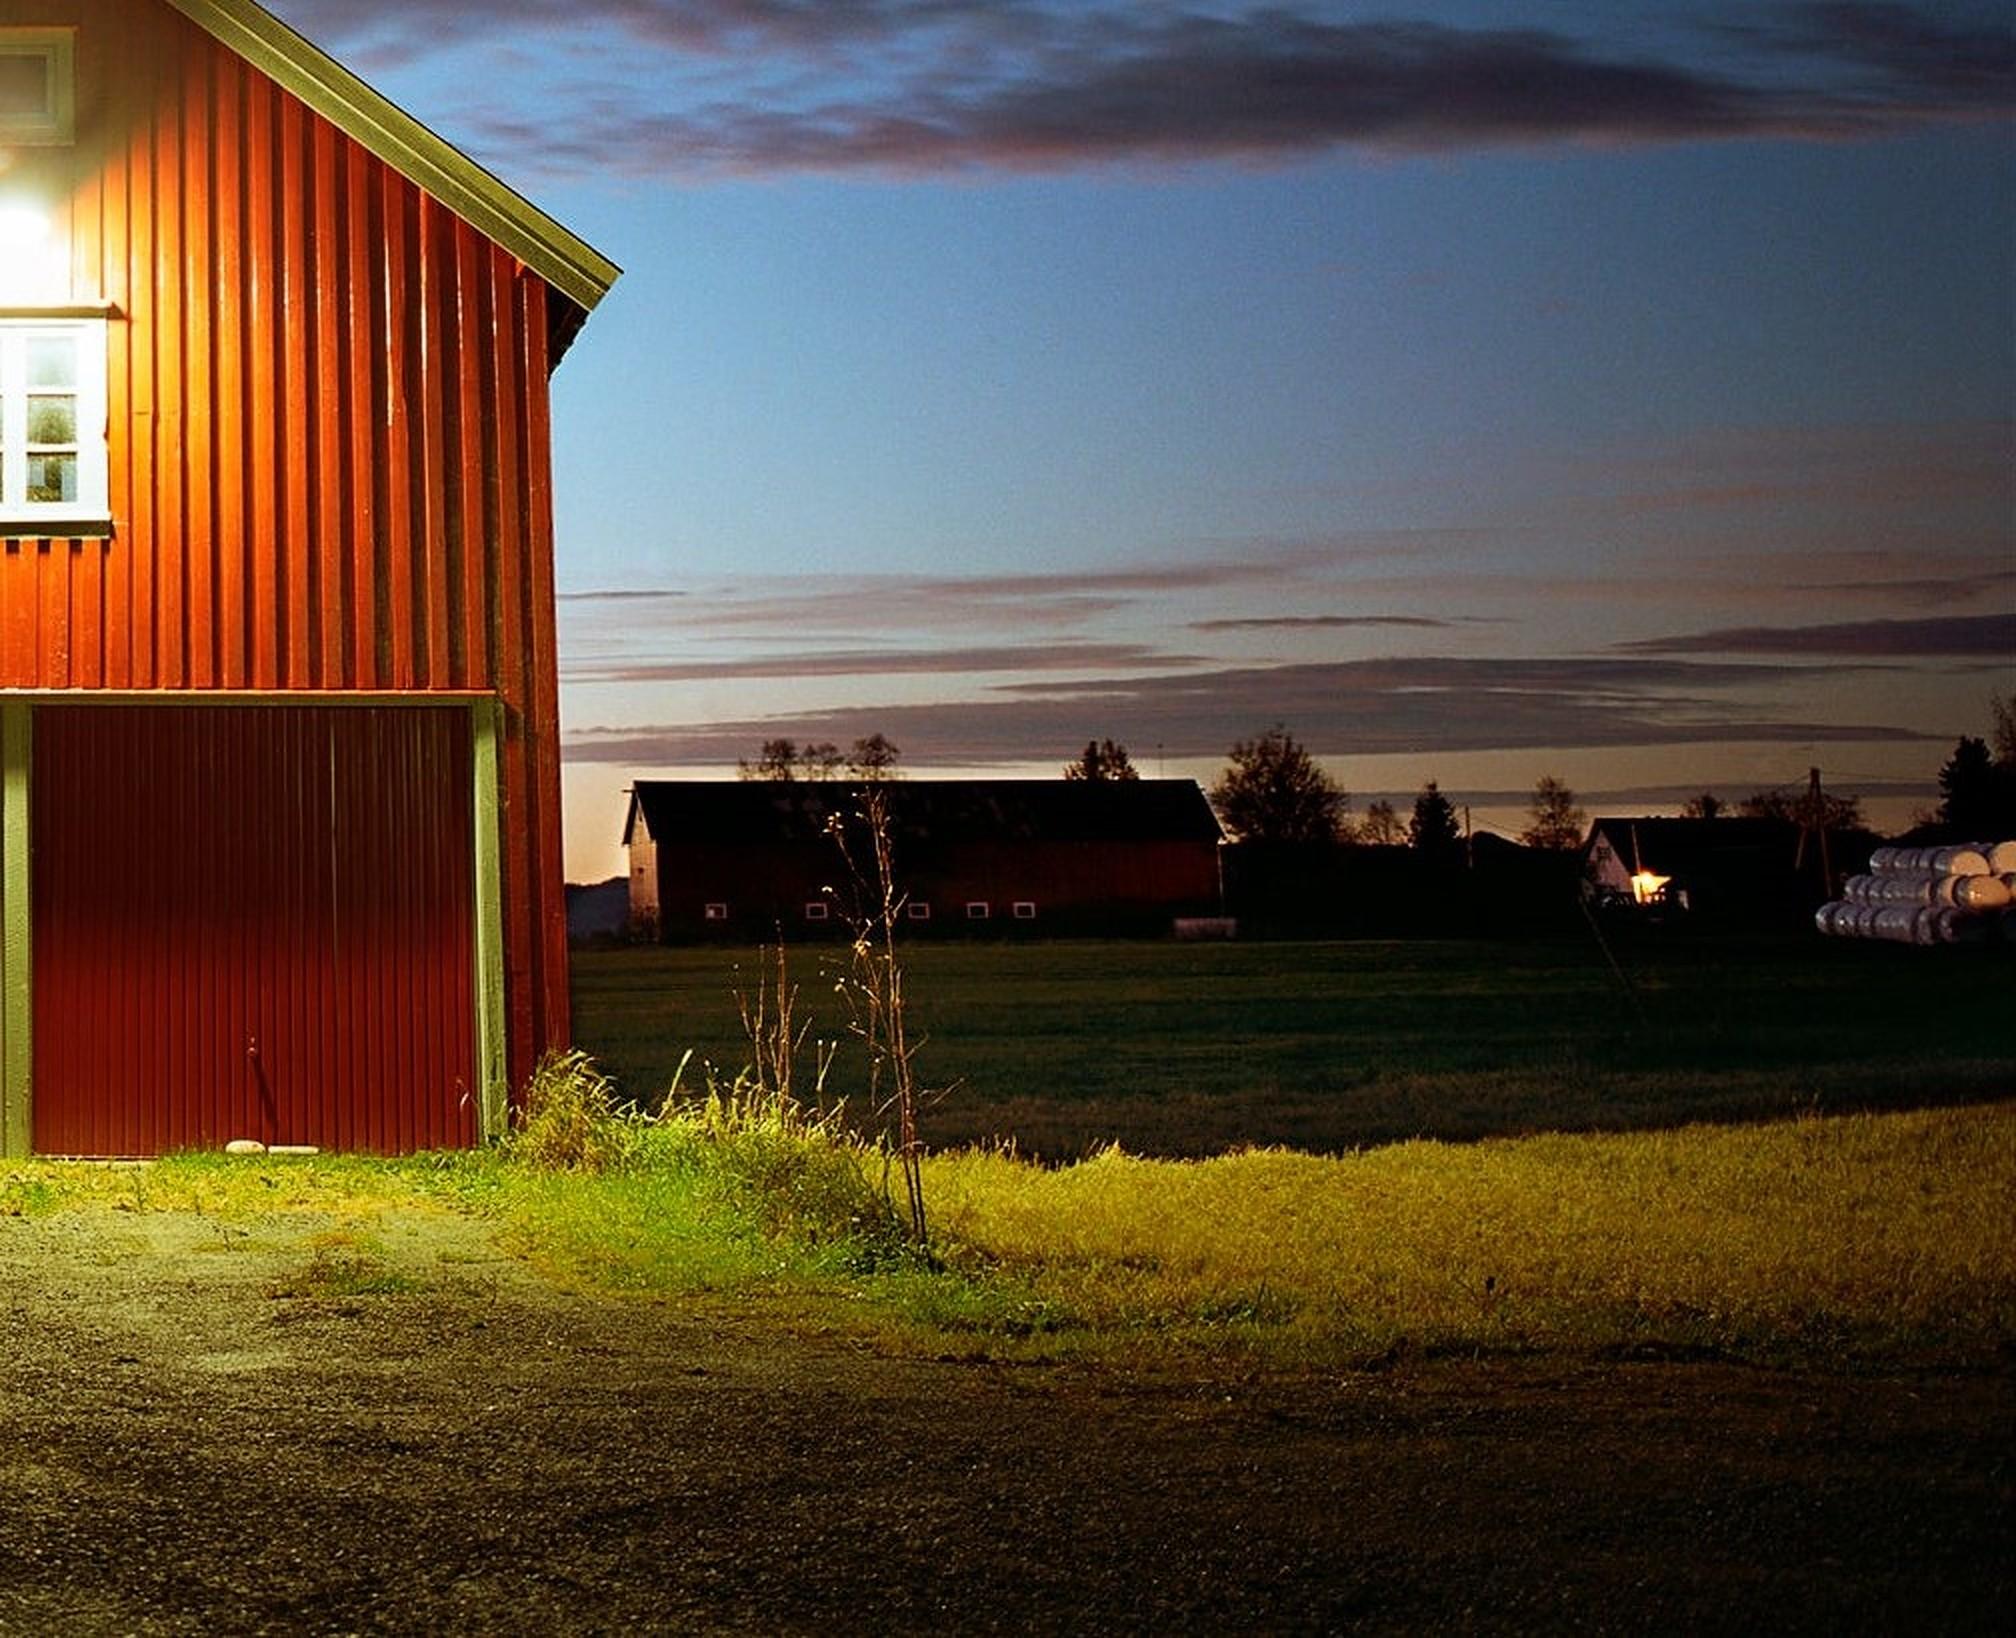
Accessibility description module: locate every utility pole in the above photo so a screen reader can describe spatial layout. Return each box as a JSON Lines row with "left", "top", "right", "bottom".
{"left": 1792, "top": 765, "right": 1835, "bottom": 898}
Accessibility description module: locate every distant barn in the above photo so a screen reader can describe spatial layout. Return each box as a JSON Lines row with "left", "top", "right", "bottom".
{"left": 624, "top": 780, "right": 1226, "bottom": 940}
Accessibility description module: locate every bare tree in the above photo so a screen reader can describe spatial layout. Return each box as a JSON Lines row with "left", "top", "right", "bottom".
{"left": 1682, "top": 792, "right": 1723, "bottom": 820}
{"left": 1356, "top": 799, "right": 1403, "bottom": 845}
{"left": 1063, "top": 738, "right": 1139, "bottom": 781}
{"left": 847, "top": 733, "right": 903, "bottom": 781}
{"left": 1741, "top": 787, "right": 1863, "bottom": 830}
{"left": 1520, "top": 775, "right": 1586, "bottom": 850}
{"left": 737, "top": 738, "right": 801, "bottom": 781}
{"left": 1989, "top": 693, "right": 2016, "bottom": 767}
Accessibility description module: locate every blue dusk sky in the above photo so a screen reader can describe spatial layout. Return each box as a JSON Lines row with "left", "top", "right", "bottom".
{"left": 273, "top": 1, "right": 2014, "bottom": 882}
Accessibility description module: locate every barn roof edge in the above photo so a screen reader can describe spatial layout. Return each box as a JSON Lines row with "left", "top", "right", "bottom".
{"left": 166, "top": 0, "right": 620, "bottom": 323}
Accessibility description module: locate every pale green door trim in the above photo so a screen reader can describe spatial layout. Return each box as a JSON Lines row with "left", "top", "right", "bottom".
{"left": 1, "top": 700, "right": 31, "bottom": 1159}
{"left": 472, "top": 698, "right": 508, "bottom": 1142}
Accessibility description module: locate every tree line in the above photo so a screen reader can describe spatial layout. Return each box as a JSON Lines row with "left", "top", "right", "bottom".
{"left": 730, "top": 691, "right": 2016, "bottom": 844}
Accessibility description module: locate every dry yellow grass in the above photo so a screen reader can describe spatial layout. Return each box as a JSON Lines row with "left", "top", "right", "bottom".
{"left": 923, "top": 1103, "right": 2016, "bottom": 1360}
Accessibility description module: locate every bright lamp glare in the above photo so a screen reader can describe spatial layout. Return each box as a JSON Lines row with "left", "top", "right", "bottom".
{"left": 0, "top": 202, "right": 65, "bottom": 302}
{"left": 0, "top": 205, "right": 51, "bottom": 252}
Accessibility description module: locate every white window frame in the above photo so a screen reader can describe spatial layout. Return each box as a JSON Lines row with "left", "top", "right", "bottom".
{"left": 1012, "top": 901, "right": 1037, "bottom": 920}
{"left": 0, "top": 318, "right": 109, "bottom": 535}
{"left": 803, "top": 900, "right": 829, "bottom": 922}
{"left": 965, "top": 901, "right": 990, "bottom": 920}
{"left": 0, "top": 29, "right": 75, "bottom": 146}
{"left": 905, "top": 901, "right": 932, "bottom": 922}
{"left": 702, "top": 902, "right": 729, "bottom": 922}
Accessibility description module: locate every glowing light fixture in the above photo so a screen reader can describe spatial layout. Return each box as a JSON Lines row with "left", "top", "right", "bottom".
{"left": 0, "top": 199, "right": 65, "bottom": 303}
{"left": 1630, "top": 869, "right": 1671, "bottom": 905}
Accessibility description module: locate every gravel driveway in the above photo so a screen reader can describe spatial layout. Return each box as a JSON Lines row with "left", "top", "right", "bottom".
{"left": 0, "top": 1208, "right": 2006, "bottom": 1633}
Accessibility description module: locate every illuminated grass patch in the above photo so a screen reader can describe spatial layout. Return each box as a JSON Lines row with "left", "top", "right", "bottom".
{"left": 2, "top": 1101, "right": 2009, "bottom": 1369}
{"left": 921, "top": 1105, "right": 2016, "bottom": 1363}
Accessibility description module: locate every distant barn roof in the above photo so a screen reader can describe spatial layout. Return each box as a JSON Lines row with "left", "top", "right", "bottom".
{"left": 168, "top": 0, "right": 619, "bottom": 336}
{"left": 625, "top": 780, "right": 1226, "bottom": 848}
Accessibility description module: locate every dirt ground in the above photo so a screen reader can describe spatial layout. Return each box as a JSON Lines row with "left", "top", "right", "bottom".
{"left": 0, "top": 1208, "right": 2007, "bottom": 1635}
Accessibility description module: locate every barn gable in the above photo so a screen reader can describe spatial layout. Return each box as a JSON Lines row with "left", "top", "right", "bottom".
{"left": 162, "top": 0, "right": 617, "bottom": 338}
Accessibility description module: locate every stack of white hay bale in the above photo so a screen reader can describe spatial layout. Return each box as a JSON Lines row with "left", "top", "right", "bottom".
{"left": 1815, "top": 841, "right": 2016, "bottom": 945}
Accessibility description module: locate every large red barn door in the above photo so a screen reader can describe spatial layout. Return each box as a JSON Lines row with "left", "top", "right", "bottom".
{"left": 32, "top": 704, "right": 476, "bottom": 1156}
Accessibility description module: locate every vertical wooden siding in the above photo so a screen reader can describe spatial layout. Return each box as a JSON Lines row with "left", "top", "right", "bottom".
{"left": 32, "top": 704, "right": 476, "bottom": 1156}
{"left": 0, "top": 1, "right": 571, "bottom": 1087}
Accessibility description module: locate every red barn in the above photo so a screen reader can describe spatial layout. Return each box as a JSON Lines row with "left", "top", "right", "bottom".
{"left": 0, "top": 0, "right": 616, "bottom": 1155}
{"left": 625, "top": 780, "right": 1227, "bottom": 941}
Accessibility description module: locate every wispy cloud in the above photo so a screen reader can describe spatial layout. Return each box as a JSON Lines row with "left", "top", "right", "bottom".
{"left": 277, "top": 2, "right": 2015, "bottom": 179}
{"left": 555, "top": 588, "right": 689, "bottom": 603}
{"left": 1617, "top": 613, "right": 2016, "bottom": 657}
{"left": 563, "top": 653, "right": 1924, "bottom": 766}
{"left": 555, "top": 545, "right": 1396, "bottom": 643}
{"left": 561, "top": 641, "right": 1199, "bottom": 684}
{"left": 1190, "top": 614, "right": 1498, "bottom": 633}
{"left": 1789, "top": 569, "right": 2016, "bottom": 608}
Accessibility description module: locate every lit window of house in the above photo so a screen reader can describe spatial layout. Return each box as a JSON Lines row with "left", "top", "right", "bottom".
{"left": 0, "top": 320, "right": 109, "bottom": 533}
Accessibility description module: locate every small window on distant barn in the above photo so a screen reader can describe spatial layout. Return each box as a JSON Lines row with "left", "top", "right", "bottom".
{"left": 0, "top": 30, "right": 74, "bottom": 146}
{"left": 1012, "top": 901, "right": 1037, "bottom": 920}
{"left": 0, "top": 320, "right": 108, "bottom": 535}
{"left": 703, "top": 902, "right": 728, "bottom": 922}
{"left": 965, "top": 901, "right": 990, "bottom": 920}
{"left": 905, "top": 902, "right": 932, "bottom": 922}
{"left": 804, "top": 901, "right": 829, "bottom": 922}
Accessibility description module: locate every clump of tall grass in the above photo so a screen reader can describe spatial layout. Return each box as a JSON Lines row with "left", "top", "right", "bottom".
{"left": 649, "top": 1071, "right": 905, "bottom": 1259}
{"left": 493, "top": 1022, "right": 910, "bottom": 1283}
{"left": 508, "top": 1049, "right": 640, "bottom": 1172}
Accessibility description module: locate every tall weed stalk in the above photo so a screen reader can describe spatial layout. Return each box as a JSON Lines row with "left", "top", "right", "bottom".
{"left": 827, "top": 788, "right": 935, "bottom": 1244}
{"left": 730, "top": 941, "right": 836, "bottom": 1129}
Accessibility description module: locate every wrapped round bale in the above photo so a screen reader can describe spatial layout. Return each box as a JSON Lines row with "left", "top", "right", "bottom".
{"left": 1953, "top": 874, "right": 2012, "bottom": 912}
{"left": 1871, "top": 905, "right": 1920, "bottom": 943}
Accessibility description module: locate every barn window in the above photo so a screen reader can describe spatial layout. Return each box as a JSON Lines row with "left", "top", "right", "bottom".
{"left": 0, "top": 30, "right": 74, "bottom": 146}
{"left": 965, "top": 901, "right": 990, "bottom": 920}
{"left": 803, "top": 901, "right": 829, "bottom": 921}
{"left": 905, "top": 902, "right": 931, "bottom": 922}
{"left": 703, "top": 902, "right": 728, "bottom": 922}
{"left": 1012, "top": 901, "right": 1037, "bottom": 920}
{"left": 0, "top": 320, "right": 108, "bottom": 534}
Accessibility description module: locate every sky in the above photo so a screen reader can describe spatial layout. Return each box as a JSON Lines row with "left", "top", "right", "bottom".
{"left": 271, "top": 1, "right": 2015, "bottom": 882}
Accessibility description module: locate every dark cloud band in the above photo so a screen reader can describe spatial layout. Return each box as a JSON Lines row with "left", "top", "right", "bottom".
{"left": 1617, "top": 612, "right": 2016, "bottom": 657}
{"left": 277, "top": 2, "right": 2015, "bottom": 179}
{"left": 561, "top": 653, "right": 1927, "bottom": 766}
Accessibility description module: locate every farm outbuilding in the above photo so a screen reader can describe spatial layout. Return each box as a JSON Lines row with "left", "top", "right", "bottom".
{"left": 624, "top": 780, "right": 1226, "bottom": 941}
{"left": 0, "top": 0, "right": 617, "bottom": 1155}
{"left": 1582, "top": 816, "right": 1868, "bottom": 923}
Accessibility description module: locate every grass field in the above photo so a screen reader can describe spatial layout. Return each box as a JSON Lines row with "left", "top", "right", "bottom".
{"left": 8, "top": 1096, "right": 2009, "bottom": 1370}
{"left": 6, "top": 931, "right": 2004, "bottom": 1373}
{"left": 571, "top": 934, "right": 2015, "bottom": 1156}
